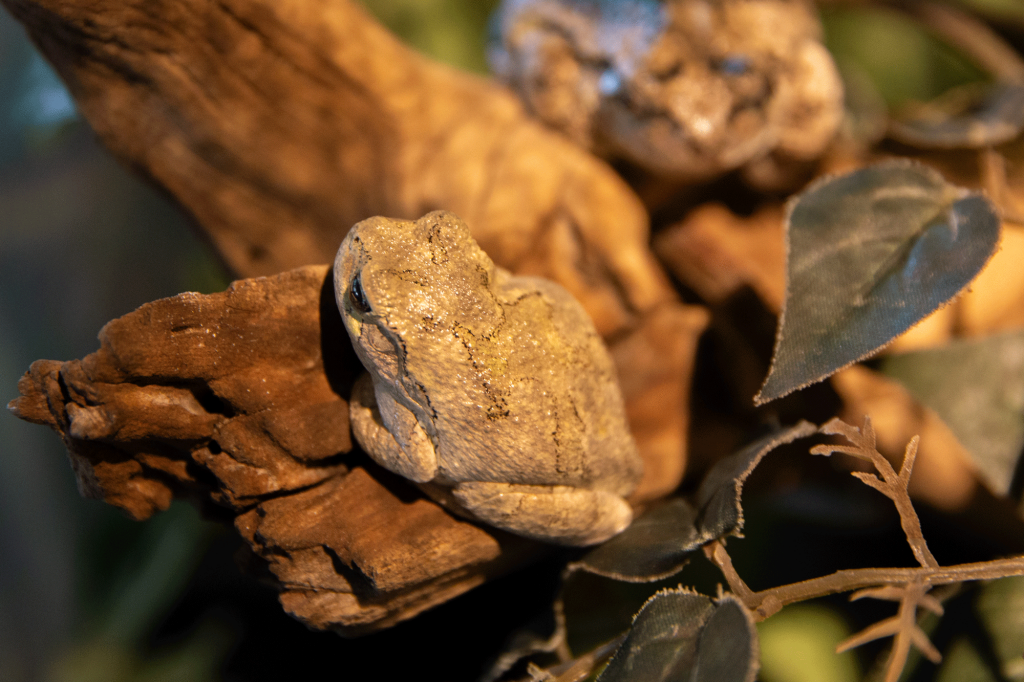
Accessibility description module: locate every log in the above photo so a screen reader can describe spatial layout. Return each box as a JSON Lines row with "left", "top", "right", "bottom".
{"left": 1, "top": 0, "right": 675, "bottom": 336}
{"left": 4, "top": 0, "right": 709, "bottom": 632}
{"left": 9, "top": 264, "right": 704, "bottom": 632}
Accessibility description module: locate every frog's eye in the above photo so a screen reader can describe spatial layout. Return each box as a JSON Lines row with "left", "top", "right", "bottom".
{"left": 349, "top": 272, "right": 372, "bottom": 313}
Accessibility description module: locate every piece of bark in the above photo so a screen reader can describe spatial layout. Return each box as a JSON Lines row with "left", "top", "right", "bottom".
{"left": 12, "top": 266, "right": 353, "bottom": 517}
{"left": 612, "top": 302, "right": 710, "bottom": 501}
{"left": 7, "top": 266, "right": 532, "bottom": 633}
{"left": 2, "top": 0, "right": 674, "bottom": 337}
{"left": 654, "top": 202, "right": 786, "bottom": 312}
{"left": 9, "top": 265, "right": 699, "bottom": 633}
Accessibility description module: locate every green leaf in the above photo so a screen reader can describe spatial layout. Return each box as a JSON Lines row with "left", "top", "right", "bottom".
{"left": 890, "top": 82, "right": 1024, "bottom": 149}
{"left": 569, "top": 499, "right": 701, "bottom": 582}
{"left": 694, "top": 422, "right": 817, "bottom": 541}
{"left": 757, "top": 605, "right": 861, "bottom": 682}
{"left": 570, "top": 423, "right": 815, "bottom": 583}
{"left": 756, "top": 160, "right": 1001, "bottom": 404}
{"left": 598, "top": 590, "right": 758, "bottom": 682}
{"left": 879, "top": 331, "right": 1024, "bottom": 496}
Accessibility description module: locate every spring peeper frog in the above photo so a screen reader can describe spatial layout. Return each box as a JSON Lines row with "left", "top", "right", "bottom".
{"left": 334, "top": 211, "right": 642, "bottom": 545}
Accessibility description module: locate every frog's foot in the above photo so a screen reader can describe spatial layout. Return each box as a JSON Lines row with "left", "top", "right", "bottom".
{"left": 349, "top": 373, "right": 437, "bottom": 483}
{"left": 449, "top": 482, "right": 633, "bottom": 546}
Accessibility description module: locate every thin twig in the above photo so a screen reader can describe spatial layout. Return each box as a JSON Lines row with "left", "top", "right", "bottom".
{"left": 704, "top": 541, "right": 757, "bottom": 604}
{"left": 754, "top": 555, "right": 1024, "bottom": 611}
{"left": 838, "top": 581, "right": 942, "bottom": 682}
{"left": 812, "top": 418, "right": 938, "bottom": 568}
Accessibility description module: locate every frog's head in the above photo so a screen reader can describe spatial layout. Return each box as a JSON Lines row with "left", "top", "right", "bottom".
{"left": 334, "top": 211, "right": 503, "bottom": 379}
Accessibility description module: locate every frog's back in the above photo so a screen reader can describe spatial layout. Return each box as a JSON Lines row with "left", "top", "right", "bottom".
{"left": 421, "top": 270, "right": 642, "bottom": 496}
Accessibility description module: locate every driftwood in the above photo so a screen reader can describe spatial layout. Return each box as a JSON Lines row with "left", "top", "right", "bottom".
{"left": 1, "top": 0, "right": 718, "bottom": 632}
{"left": 1, "top": 0, "right": 676, "bottom": 337}
{"left": 10, "top": 266, "right": 536, "bottom": 633}
{"left": 9, "top": 264, "right": 704, "bottom": 633}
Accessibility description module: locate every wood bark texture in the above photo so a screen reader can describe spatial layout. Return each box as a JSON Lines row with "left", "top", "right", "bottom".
{"left": 4, "top": 0, "right": 710, "bottom": 632}
{"left": 9, "top": 266, "right": 544, "bottom": 633}
{"left": 1, "top": 0, "right": 675, "bottom": 337}
{"left": 9, "top": 265, "right": 703, "bottom": 632}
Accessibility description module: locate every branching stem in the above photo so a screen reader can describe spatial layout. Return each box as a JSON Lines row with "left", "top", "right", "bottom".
{"left": 751, "top": 555, "right": 1024, "bottom": 616}
{"left": 812, "top": 417, "right": 938, "bottom": 568}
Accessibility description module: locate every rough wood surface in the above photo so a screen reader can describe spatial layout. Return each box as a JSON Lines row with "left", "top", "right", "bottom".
{"left": 3, "top": 0, "right": 710, "bottom": 634}
{"left": 9, "top": 264, "right": 704, "bottom": 632}
{"left": 8, "top": 266, "right": 540, "bottom": 633}
{"left": 1, "top": 0, "right": 675, "bottom": 338}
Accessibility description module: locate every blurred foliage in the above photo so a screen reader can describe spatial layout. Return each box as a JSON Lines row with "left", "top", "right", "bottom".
{"left": 934, "top": 577, "right": 1024, "bottom": 682}
{"left": 758, "top": 605, "right": 860, "bottom": 682}
{"left": 359, "top": 0, "right": 500, "bottom": 73}
{"left": 821, "top": 6, "right": 987, "bottom": 108}
{"left": 0, "top": 7, "right": 229, "bottom": 682}
{"left": 880, "top": 332, "right": 1024, "bottom": 498}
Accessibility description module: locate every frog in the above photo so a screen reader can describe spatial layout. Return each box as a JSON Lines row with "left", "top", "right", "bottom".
{"left": 334, "top": 210, "right": 643, "bottom": 546}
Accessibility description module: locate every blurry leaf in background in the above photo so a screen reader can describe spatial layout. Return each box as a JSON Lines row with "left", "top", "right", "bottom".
{"left": 879, "top": 331, "right": 1024, "bottom": 498}
{"left": 757, "top": 605, "right": 860, "bottom": 682}
{"left": 950, "top": 0, "right": 1024, "bottom": 24}
{"left": 598, "top": 590, "right": 758, "bottom": 682}
{"left": 935, "top": 577, "right": 1024, "bottom": 682}
{"left": 821, "top": 6, "right": 987, "bottom": 109}
{"left": 756, "top": 161, "right": 1001, "bottom": 404}
{"left": 835, "top": 60, "right": 890, "bottom": 147}
{"left": 358, "top": 0, "right": 499, "bottom": 73}
{"left": 890, "top": 81, "right": 1024, "bottom": 149}
{"left": 42, "top": 504, "right": 231, "bottom": 682}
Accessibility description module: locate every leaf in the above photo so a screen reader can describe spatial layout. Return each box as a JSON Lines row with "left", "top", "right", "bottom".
{"left": 694, "top": 422, "right": 818, "bottom": 542}
{"left": 598, "top": 589, "right": 759, "bottom": 682}
{"left": 889, "top": 82, "right": 1024, "bottom": 149}
{"left": 757, "top": 605, "right": 861, "bottom": 682}
{"left": 756, "top": 160, "right": 1001, "bottom": 405}
{"left": 569, "top": 423, "right": 816, "bottom": 583}
{"left": 879, "top": 331, "right": 1024, "bottom": 496}
{"left": 569, "top": 499, "right": 701, "bottom": 582}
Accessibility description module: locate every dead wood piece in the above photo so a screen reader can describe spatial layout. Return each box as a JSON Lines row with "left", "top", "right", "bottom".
{"left": 8, "top": 265, "right": 351, "bottom": 516}
{"left": 654, "top": 202, "right": 786, "bottom": 311}
{"left": 10, "top": 264, "right": 699, "bottom": 633}
{"left": 611, "top": 301, "right": 710, "bottom": 501}
{"left": 7, "top": 265, "right": 540, "bottom": 634}
{"left": 1, "top": 0, "right": 675, "bottom": 337}
{"left": 235, "top": 468, "right": 541, "bottom": 634}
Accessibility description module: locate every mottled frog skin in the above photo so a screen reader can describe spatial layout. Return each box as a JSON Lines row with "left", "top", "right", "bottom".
{"left": 334, "top": 211, "right": 643, "bottom": 545}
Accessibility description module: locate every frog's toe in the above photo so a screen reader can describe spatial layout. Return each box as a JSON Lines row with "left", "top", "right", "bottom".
{"left": 450, "top": 482, "right": 632, "bottom": 546}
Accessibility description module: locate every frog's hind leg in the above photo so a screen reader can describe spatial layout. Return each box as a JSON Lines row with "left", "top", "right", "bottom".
{"left": 450, "top": 482, "right": 633, "bottom": 546}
